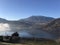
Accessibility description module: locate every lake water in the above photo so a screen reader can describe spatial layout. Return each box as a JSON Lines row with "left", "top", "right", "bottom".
{"left": 0, "top": 30, "right": 54, "bottom": 40}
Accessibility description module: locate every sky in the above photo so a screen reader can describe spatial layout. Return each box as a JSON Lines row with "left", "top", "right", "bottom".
{"left": 0, "top": 0, "right": 60, "bottom": 20}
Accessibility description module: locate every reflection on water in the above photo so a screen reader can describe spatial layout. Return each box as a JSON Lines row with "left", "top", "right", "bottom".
{"left": 0, "top": 31, "right": 33, "bottom": 38}
{"left": 0, "top": 30, "right": 54, "bottom": 39}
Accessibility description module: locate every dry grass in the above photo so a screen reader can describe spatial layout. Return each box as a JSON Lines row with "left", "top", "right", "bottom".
{"left": 0, "top": 40, "right": 60, "bottom": 45}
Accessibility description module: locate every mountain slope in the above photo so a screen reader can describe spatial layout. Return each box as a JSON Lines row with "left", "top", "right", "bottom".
{"left": 42, "top": 18, "right": 60, "bottom": 42}
{"left": 0, "top": 18, "right": 7, "bottom": 23}
{"left": 19, "top": 16, "right": 54, "bottom": 23}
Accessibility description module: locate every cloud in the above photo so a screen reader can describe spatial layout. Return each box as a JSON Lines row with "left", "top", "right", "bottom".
{"left": 0, "top": 23, "right": 10, "bottom": 31}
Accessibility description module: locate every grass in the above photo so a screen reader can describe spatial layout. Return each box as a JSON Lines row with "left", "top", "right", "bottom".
{"left": 0, "top": 40, "right": 60, "bottom": 45}
{"left": 0, "top": 36, "right": 60, "bottom": 45}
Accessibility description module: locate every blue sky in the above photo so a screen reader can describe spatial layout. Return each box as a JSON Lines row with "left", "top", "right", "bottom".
{"left": 0, "top": 0, "right": 60, "bottom": 20}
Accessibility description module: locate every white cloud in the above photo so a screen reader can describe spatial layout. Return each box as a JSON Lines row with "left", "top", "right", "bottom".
{"left": 0, "top": 23, "right": 10, "bottom": 31}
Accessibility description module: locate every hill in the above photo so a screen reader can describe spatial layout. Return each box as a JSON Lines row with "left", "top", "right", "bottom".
{"left": 42, "top": 18, "right": 60, "bottom": 42}
{"left": 0, "top": 16, "right": 54, "bottom": 31}
{"left": 19, "top": 16, "right": 54, "bottom": 23}
{"left": 0, "top": 18, "right": 8, "bottom": 23}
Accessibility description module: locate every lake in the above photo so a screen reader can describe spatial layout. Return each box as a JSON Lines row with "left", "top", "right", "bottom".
{"left": 0, "top": 30, "right": 55, "bottom": 40}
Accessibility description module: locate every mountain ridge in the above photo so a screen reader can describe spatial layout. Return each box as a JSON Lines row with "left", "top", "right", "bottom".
{"left": 19, "top": 16, "right": 54, "bottom": 23}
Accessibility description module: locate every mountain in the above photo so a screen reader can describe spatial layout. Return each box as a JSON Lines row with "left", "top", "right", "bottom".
{"left": 0, "top": 16, "right": 54, "bottom": 24}
{"left": 7, "top": 21, "right": 33, "bottom": 31}
{"left": 42, "top": 18, "right": 60, "bottom": 42}
{"left": 19, "top": 16, "right": 54, "bottom": 23}
{"left": 43, "top": 18, "right": 60, "bottom": 35}
{"left": 29, "top": 18, "right": 60, "bottom": 42}
{"left": 0, "top": 18, "right": 8, "bottom": 23}
{"left": 0, "top": 16, "right": 54, "bottom": 31}
{"left": 0, "top": 16, "right": 55, "bottom": 33}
